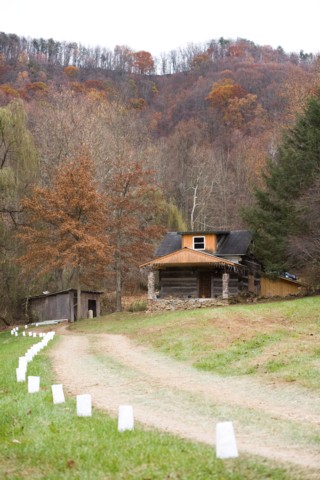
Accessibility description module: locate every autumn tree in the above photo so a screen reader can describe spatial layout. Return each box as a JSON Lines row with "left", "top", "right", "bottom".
{"left": 18, "top": 154, "right": 111, "bottom": 320}
{"left": 154, "top": 119, "right": 205, "bottom": 225}
{"left": 29, "top": 86, "right": 110, "bottom": 183}
{"left": 132, "top": 51, "right": 154, "bottom": 75}
{"left": 191, "top": 52, "right": 212, "bottom": 72}
{"left": 104, "top": 161, "right": 163, "bottom": 311}
{"left": 280, "top": 63, "right": 319, "bottom": 124}
{"left": 206, "top": 78, "right": 246, "bottom": 111}
{"left": 153, "top": 117, "right": 248, "bottom": 230}
{"left": 30, "top": 92, "right": 163, "bottom": 312}
{"left": 63, "top": 66, "right": 80, "bottom": 78}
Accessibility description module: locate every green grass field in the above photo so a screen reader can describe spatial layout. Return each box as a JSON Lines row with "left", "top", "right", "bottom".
{"left": 1, "top": 296, "right": 319, "bottom": 479}
{"left": 70, "top": 296, "right": 320, "bottom": 390}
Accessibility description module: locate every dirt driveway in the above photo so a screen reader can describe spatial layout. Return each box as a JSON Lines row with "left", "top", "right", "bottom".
{"left": 49, "top": 327, "right": 320, "bottom": 474}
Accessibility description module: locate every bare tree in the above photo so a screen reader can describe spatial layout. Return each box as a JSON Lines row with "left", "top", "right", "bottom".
{"left": 289, "top": 173, "right": 320, "bottom": 284}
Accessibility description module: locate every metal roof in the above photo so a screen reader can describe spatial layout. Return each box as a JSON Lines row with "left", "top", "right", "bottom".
{"left": 154, "top": 230, "right": 252, "bottom": 258}
{"left": 217, "top": 230, "right": 252, "bottom": 255}
{"left": 28, "top": 289, "right": 103, "bottom": 300}
{"left": 155, "top": 232, "right": 182, "bottom": 257}
{"left": 178, "top": 230, "right": 230, "bottom": 235}
{"left": 141, "top": 247, "right": 243, "bottom": 269}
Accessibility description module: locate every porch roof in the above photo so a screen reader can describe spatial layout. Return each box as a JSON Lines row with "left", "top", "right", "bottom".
{"left": 140, "top": 247, "right": 242, "bottom": 269}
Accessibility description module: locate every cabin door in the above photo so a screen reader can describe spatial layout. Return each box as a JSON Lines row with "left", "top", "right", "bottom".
{"left": 198, "top": 272, "right": 212, "bottom": 298}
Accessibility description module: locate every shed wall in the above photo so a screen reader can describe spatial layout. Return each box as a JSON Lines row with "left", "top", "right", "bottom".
{"left": 80, "top": 292, "right": 101, "bottom": 318}
{"left": 260, "top": 277, "right": 301, "bottom": 297}
{"left": 29, "top": 291, "right": 101, "bottom": 321}
{"left": 30, "top": 293, "right": 71, "bottom": 321}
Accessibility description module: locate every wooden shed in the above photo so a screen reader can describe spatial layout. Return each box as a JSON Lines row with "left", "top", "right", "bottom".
{"left": 27, "top": 289, "right": 102, "bottom": 322}
{"left": 260, "top": 276, "right": 304, "bottom": 297}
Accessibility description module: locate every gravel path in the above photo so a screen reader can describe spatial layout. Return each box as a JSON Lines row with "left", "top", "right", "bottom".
{"left": 49, "top": 328, "right": 320, "bottom": 474}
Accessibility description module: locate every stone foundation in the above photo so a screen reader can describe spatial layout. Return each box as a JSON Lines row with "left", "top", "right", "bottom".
{"left": 147, "top": 297, "right": 229, "bottom": 312}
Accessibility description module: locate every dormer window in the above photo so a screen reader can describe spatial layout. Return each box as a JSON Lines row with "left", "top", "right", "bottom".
{"left": 193, "top": 236, "right": 205, "bottom": 250}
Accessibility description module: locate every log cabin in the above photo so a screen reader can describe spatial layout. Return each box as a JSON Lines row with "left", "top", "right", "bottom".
{"left": 141, "top": 230, "right": 304, "bottom": 311}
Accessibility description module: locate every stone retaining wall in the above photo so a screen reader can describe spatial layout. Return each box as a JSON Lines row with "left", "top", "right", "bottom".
{"left": 147, "top": 297, "right": 229, "bottom": 312}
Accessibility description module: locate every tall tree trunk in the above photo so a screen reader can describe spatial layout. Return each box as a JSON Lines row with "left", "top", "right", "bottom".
{"left": 115, "top": 252, "right": 122, "bottom": 312}
{"left": 76, "top": 268, "right": 82, "bottom": 320}
{"left": 190, "top": 182, "right": 198, "bottom": 231}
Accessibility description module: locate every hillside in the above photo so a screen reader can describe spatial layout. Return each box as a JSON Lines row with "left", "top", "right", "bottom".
{"left": 1, "top": 33, "right": 320, "bottom": 321}
{"left": 1, "top": 33, "right": 318, "bottom": 229}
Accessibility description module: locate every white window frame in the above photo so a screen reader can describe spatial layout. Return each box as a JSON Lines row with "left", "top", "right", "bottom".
{"left": 193, "top": 236, "right": 205, "bottom": 250}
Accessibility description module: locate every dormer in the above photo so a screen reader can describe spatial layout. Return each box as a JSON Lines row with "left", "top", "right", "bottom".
{"left": 180, "top": 231, "right": 229, "bottom": 254}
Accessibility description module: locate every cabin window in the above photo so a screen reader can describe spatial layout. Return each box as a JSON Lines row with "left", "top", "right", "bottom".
{"left": 193, "top": 236, "right": 205, "bottom": 250}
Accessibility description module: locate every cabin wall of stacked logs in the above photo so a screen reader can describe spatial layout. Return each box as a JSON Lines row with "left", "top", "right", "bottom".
{"left": 156, "top": 267, "right": 260, "bottom": 299}
{"left": 241, "top": 258, "right": 262, "bottom": 295}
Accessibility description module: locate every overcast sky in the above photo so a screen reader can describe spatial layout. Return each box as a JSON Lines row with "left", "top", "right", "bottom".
{"left": 1, "top": 0, "right": 319, "bottom": 57}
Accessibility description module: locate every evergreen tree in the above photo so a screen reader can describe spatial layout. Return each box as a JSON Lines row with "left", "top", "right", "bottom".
{"left": 243, "top": 90, "right": 320, "bottom": 272}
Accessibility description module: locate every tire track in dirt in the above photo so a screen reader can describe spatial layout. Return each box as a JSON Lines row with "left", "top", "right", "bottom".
{"left": 49, "top": 331, "right": 320, "bottom": 474}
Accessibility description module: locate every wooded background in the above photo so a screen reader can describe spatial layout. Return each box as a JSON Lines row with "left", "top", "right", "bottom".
{"left": 1, "top": 33, "right": 319, "bottom": 322}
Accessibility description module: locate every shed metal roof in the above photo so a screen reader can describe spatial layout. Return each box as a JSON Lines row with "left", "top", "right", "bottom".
{"left": 28, "top": 289, "right": 103, "bottom": 300}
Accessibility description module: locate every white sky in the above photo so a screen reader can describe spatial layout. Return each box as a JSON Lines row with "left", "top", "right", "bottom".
{"left": 1, "top": 0, "right": 319, "bottom": 57}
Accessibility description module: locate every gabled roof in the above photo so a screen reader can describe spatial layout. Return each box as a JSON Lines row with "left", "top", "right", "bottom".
{"left": 154, "top": 230, "right": 252, "bottom": 258}
{"left": 178, "top": 230, "right": 230, "bottom": 235}
{"left": 141, "top": 247, "right": 242, "bottom": 269}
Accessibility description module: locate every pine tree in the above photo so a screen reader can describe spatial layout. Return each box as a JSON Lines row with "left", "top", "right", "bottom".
{"left": 243, "top": 90, "right": 320, "bottom": 272}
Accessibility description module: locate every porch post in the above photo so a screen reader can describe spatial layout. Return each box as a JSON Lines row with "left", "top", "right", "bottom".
{"left": 147, "top": 269, "right": 155, "bottom": 300}
{"left": 222, "top": 272, "right": 230, "bottom": 299}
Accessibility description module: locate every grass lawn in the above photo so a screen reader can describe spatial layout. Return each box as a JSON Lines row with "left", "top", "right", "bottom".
{"left": 0, "top": 327, "right": 311, "bottom": 479}
{"left": 70, "top": 296, "right": 320, "bottom": 390}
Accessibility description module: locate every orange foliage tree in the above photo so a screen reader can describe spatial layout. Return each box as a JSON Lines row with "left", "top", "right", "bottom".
{"left": 18, "top": 154, "right": 112, "bottom": 319}
{"left": 206, "top": 78, "right": 246, "bottom": 110}
{"left": 104, "top": 161, "right": 164, "bottom": 311}
{"left": 132, "top": 51, "right": 154, "bottom": 74}
{"left": 191, "top": 52, "right": 211, "bottom": 71}
{"left": 63, "top": 66, "right": 80, "bottom": 78}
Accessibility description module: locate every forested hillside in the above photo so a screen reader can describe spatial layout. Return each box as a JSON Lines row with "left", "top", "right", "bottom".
{"left": 0, "top": 32, "right": 319, "bottom": 321}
